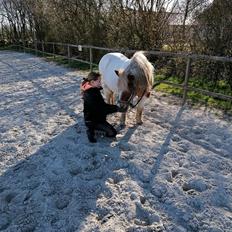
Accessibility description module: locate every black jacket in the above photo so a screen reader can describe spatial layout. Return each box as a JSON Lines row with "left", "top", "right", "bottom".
{"left": 82, "top": 87, "right": 118, "bottom": 123}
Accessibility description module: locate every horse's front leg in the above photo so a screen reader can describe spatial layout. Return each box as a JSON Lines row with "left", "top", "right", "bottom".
{"left": 120, "top": 112, "right": 126, "bottom": 126}
{"left": 136, "top": 108, "right": 143, "bottom": 125}
{"left": 136, "top": 97, "right": 146, "bottom": 125}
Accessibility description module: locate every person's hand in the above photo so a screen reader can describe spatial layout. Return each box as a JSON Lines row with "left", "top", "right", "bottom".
{"left": 117, "top": 106, "right": 128, "bottom": 112}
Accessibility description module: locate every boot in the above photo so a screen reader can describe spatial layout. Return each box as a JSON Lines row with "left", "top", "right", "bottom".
{"left": 87, "top": 130, "right": 97, "bottom": 143}
{"left": 95, "top": 130, "right": 106, "bottom": 137}
{"left": 106, "top": 127, "right": 117, "bottom": 138}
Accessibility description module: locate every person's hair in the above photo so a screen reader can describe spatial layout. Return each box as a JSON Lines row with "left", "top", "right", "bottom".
{"left": 82, "top": 72, "right": 101, "bottom": 84}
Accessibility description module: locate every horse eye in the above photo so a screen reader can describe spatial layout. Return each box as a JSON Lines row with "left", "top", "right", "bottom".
{"left": 127, "top": 74, "right": 134, "bottom": 81}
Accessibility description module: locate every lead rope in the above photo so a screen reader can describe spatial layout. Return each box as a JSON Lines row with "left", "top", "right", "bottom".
{"left": 129, "top": 89, "right": 146, "bottom": 108}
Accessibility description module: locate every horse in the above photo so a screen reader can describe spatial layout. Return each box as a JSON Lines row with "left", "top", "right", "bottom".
{"left": 99, "top": 51, "right": 154, "bottom": 126}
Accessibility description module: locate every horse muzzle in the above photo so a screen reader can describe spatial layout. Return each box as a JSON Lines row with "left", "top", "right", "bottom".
{"left": 117, "top": 91, "right": 134, "bottom": 108}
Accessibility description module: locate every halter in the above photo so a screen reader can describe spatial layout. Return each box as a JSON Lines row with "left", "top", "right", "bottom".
{"left": 118, "top": 88, "right": 146, "bottom": 109}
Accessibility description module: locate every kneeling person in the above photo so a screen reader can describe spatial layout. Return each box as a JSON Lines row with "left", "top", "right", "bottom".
{"left": 81, "top": 72, "right": 126, "bottom": 143}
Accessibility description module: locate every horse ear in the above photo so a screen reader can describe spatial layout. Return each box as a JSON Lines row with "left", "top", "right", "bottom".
{"left": 115, "top": 69, "right": 124, "bottom": 77}
{"left": 115, "top": 70, "right": 120, "bottom": 76}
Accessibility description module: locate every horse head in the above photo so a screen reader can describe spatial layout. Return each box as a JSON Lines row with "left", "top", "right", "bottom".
{"left": 115, "top": 69, "right": 136, "bottom": 109}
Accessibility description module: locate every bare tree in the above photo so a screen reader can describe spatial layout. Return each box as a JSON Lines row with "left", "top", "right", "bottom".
{"left": 192, "top": 0, "right": 232, "bottom": 87}
{"left": 168, "top": 0, "right": 211, "bottom": 50}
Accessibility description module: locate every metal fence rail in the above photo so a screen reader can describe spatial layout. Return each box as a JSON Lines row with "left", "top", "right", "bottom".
{"left": 12, "top": 41, "right": 232, "bottom": 105}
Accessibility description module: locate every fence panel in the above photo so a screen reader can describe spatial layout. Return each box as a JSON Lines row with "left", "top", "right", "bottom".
{"left": 18, "top": 41, "right": 232, "bottom": 108}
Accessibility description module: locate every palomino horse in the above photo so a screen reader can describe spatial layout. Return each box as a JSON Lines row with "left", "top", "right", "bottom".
{"left": 99, "top": 51, "right": 154, "bottom": 125}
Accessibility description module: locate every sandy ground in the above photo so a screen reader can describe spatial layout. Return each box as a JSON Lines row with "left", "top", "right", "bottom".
{"left": 0, "top": 51, "right": 232, "bottom": 232}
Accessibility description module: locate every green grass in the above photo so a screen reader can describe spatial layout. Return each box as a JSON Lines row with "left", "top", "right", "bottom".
{"left": 155, "top": 83, "right": 183, "bottom": 97}
{"left": 45, "top": 56, "right": 95, "bottom": 71}
{"left": 0, "top": 45, "right": 17, "bottom": 51}
{"left": 187, "top": 91, "right": 232, "bottom": 114}
{"left": 154, "top": 74, "right": 232, "bottom": 114}
{"left": 22, "top": 47, "right": 97, "bottom": 71}
{"left": 0, "top": 46, "right": 97, "bottom": 71}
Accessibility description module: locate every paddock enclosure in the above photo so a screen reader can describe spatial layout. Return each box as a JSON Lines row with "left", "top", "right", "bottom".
{"left": 0, "top": 51, "right": 231, "bottom": 231}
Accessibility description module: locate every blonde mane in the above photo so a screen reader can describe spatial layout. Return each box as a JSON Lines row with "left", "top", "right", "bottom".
{"left": 124, "top": 51, "right": 154, "bottom": 92}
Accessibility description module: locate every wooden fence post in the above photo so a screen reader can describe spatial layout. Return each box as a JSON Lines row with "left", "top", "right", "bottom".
{"left": 35, "top": 40, "right": 38, "bottom": 56}
{"left": 23, "top": 39, "right": 25, "bottom": 53}
{"left": 89, "top": 47, "right": 93, "bottom": 71}
{"left": 42, "top": 41, "right": 44, "bottom": 56}
{"left": 52, "top": 42, "right": 55, "bottom": 58}
{"left": 68, "top": 45, "right": 71, "bottom": 65}
{"left": 182, "top": 57, "right": 191, "bottom": 105}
